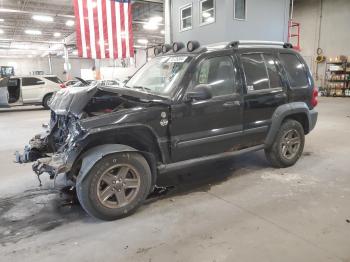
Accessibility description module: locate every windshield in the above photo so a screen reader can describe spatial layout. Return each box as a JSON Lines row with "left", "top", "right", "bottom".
{"left": 126, "top": 55, "right": 192, "bottom": 97}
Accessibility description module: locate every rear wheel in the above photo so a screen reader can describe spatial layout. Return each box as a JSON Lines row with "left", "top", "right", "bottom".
{"left": 265, "top": 119, "right": 305, "bottom": 168}
{"left": 76, "top": 152, "right": 152, "bottom": 221}
{"left": 42, "top": 93, "right": 53, "bottom": 110}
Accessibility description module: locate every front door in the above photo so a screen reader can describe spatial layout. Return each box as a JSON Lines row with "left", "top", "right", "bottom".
{"left": 170, "top": 54, "right": 243, "bottom": 162}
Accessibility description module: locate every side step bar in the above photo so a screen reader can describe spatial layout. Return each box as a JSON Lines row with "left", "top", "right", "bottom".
{"left": 158, "top": 144, "right": 264, "bottom": 174}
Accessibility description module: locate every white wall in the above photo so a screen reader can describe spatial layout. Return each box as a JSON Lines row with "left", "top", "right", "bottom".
{"left": 0, "top": 48, "right": 148, "bottom": 81}
{"left": 293, "top": 0, "right": 350, "bottom": 86}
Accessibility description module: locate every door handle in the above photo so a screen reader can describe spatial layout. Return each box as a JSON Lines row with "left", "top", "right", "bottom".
{"left": 223, "top": 101, "right": 241, "bottom": 107}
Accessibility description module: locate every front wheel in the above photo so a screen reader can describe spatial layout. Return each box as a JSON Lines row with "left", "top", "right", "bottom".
{"left": 265, "top": 119, "right": 305, "bottom": 168}
{"left": 76, "top": 152, "right": 152, "bottom": 221}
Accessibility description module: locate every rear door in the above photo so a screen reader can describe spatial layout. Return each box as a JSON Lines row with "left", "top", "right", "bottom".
{"left": 21, "top": 77, "right": 45, "bottom": 102}
{"left": 170, "top": 54, "right": 244, "bottom": 162}
{"left": 239, "top": 52, "right": 288, "bottom": 145}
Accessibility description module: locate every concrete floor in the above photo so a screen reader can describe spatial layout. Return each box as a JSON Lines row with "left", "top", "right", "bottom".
{"left": 0, "top": 98, "right": 349, "bottom": 262}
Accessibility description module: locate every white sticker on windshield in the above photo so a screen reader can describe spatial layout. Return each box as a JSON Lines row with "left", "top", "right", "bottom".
{"left": 168, "top": 56, "right": 188, "bottom": 63}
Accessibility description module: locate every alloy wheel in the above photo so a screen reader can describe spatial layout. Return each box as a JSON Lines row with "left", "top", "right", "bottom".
{"left": 280, "top": 129, "right": 301, "bottom": 160}
{"left": 97, "top": 164, "right": 141, "bottom": 209}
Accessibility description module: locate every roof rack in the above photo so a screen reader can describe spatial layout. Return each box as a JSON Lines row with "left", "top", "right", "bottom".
{"left": 226, "top": 41, "right": 293, "bottom": 49}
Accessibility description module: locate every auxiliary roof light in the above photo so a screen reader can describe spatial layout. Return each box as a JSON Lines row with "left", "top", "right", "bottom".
{"left": 172, "top": 42, "right": 184, "bottom": 53}
{"left": 161, "top": 44, "right": 171, "bottom": 53}
{"left": 154, "top": 46, "right": 162, "bottom": 56}
{"left": 187, "top": 41, "right": 200, "bottom": 52}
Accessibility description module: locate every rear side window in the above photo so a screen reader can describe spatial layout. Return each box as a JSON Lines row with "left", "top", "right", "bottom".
{"left": 241, "top": 53, "right": 269, "bottom": 91}
{"left": 22, "top": 77, "right": 42, "bottom": 86}
{"left": 241, "top": 53, "right": 283, "bottom": 92}
{"left": 44, "top": 76, "right": 63, "bottom": 84}
{"left": 263, "top": 54, "right": 283, "bottom": 89}
{"left": 279, "top": 53, "right": 309, "bottom": 88}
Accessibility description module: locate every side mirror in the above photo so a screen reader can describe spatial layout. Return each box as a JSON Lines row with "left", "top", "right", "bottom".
{"left": 37, "top": 81, "right": 45, "bottom": 85}
{"left": 186, "top": 84, "right": 212, "bottom": 101}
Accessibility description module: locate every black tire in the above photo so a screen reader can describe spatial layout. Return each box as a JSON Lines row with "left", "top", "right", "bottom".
{"left": 42, "top": 93, "right": 53, "bottom": 110}
{"left": 76, "top": 152, "right": 152, "bottom": 221}
{"left": 265, "top": 119, "right": 305, "bottom": 168}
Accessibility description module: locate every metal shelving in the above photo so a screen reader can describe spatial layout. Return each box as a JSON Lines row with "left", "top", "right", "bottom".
{"left": 324, "top": 59, "right": 350, "bottom": 97}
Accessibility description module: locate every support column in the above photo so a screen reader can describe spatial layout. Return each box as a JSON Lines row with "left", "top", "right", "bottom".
{"left": 63, "top": 44, "right": 71, "bottom": 81}
{"left": 48, "top": 53, "right": 53, "bottom": 75}
{"left": 94, "top": 59, "right": 101, "bottom": 80}
{"left": 164, "top": 0, "right": 171, "bottom": 43}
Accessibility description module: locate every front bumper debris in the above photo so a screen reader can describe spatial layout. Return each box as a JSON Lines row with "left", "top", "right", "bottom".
{"left": 32, "top": 154, "right": 67, "bottom": 178}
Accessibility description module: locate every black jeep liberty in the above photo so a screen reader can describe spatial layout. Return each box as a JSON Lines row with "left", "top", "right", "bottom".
{"left": 17, "top": 41, "right": 318, "bottom": 220}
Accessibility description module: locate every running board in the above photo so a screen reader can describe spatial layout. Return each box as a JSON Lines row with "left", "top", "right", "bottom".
{"left": 158, "top": 144, "right": 264, "bottom": 174}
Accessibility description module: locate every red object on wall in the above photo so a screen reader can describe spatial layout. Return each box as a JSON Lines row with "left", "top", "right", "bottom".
{"left": 288, "top": 20, "right": 301, "bottom": 51}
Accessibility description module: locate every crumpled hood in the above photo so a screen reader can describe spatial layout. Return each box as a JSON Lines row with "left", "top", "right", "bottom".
{"left": 49, "top": 84, "right": 98, "bottom": 117}
{"left": 49, "top": 84, "right": 169, "bottom": 118}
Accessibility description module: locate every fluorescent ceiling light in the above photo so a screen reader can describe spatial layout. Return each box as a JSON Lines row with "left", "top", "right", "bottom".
{"left": 0, "top": 19, "right": 4, "bottom": 22}
{"left": 137, "top": 39, "right": 148, "bottom": 45}
{"left": 53, "top": 32, "right": 61, "bottom": 37}
{"left": 161, "top": 30, "right": 165, "bottom": 34}
{"left": 143, "top": 23, "right": 158, "bottom": 30}
{"left": 0, "top": 29, "right": 4, "bottom": 34}
{"left": 25, "top": 29, "right": 42, "bottom": 35}
{"left": 149, "top": 16, "right": 163, "bottom": 23}
{"left": 32, "top": 15, "right": 54, "bottom": 22}
{"left": 66, "top": 20, "right": 75, "bottom": 27}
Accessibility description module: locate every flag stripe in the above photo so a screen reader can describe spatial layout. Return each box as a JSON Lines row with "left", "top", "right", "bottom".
{"left": 101, "top": 0, "right": 109, "bottom": 58}
{"left": 82, "top": 0, "right": 91, "bottom": 58}
{"left": 87, "top": 0, "right": 96, "bottom": 58}
{"left": 73, "top": 0, "right": 83, "bottom": 57}
{"left": 115, "top": 3, "right": 122, "bottom": 59}
{"left": 128, "top": 2, "right": 134, "bottom": 57}
{"left": 93, "top": 1, "right": 101, "bottom": 59}
{"left": 119, "top": 3, "right": 126, "bottom": 58}
{"left": 111, "top": 0, "right": 118, "bottom": 59}
{"left": 73, "top": 0, "right": 134, "bottom": 59}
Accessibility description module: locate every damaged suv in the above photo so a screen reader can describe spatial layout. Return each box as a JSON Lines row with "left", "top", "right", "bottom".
{"left": 17, "top": 41, "right": 318, "bottom": 220}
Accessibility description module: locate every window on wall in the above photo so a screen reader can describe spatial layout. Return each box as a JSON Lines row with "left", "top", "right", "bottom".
{"left": 200, "top": 0, "right": 215, "bottom": 25}
{"left": 234, "top": 0, "right": 246, "bottom": 20}
{"left": 180, "top": 4, "right": 192, "bottom": 31}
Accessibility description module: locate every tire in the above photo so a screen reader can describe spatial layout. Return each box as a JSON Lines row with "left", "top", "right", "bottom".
{"left": 76, "top": 152, "right": 152, "bottom": 221}
{"left": 42, "top": 93, "right": 53, "bottom": 110}
{"left": 265, "top": 119, "right": 305, "bottom": 168}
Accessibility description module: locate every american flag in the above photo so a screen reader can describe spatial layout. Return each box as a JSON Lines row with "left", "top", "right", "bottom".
{"left": 73, "top": 0, "right": 134, "bottom": 59}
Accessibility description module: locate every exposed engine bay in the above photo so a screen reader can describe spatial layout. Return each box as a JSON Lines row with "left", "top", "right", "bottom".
{"left": 15, "top": 83, "right": 167, "bottom": 185}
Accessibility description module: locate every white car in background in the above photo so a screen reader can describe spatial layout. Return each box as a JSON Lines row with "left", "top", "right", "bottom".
{"left": 0, "top": 75, "right": 63, "bottom": 109}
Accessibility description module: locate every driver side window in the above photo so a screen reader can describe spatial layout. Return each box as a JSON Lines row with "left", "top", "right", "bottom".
{"left": 190, "top": 56, "right": 238, "bottom": 97}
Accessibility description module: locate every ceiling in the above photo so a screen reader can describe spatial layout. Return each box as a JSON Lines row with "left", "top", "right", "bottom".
{"left": 0, "top": 0, "right": 164, "bottom": 58}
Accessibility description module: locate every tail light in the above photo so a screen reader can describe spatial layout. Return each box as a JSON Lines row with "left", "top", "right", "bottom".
{"left": 60, "top": 83, "right": 66, "bottom": 89}
{"left": 311, "top": 87, "right": 318, "bottom": 108}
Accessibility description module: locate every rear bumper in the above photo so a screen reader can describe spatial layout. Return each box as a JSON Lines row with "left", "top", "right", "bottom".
{"left": 309, "top": 109, "right": 318, "bottom": 132}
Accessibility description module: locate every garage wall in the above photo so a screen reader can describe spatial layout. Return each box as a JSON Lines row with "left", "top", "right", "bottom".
{"left": 0, "top": 49, "right": 148, "bottom": 81}
{"left": 171, "top": 0, "right": 290, "bottom": 45}
{"left": 293, "top": 0, "right": 350, "bottom": 85}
